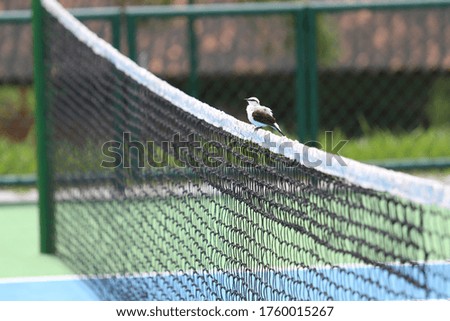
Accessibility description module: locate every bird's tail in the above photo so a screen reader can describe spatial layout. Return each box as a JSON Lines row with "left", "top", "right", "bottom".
{"left": 273, "top": 123, "right": 285, "bottom": 136}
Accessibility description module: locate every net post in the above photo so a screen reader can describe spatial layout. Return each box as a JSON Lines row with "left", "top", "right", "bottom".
{"left": 187, "top": 1, "right": 199, "bottom": 98}
{"left": 294, "top": 9, "right": 308, "bottom": 142}
{"left": 32, "top": 0, "right": 55, "bottom": 254}
{"left": 306, "top": 8, "right": 319, "bottom": 144}
{"left": 126, "top": 15, "right": 137, "bottom": 62}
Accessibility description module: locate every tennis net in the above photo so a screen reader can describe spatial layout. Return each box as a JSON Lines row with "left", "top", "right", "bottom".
{"left": 40, "top": 0, "right": 449, "bottom": 300}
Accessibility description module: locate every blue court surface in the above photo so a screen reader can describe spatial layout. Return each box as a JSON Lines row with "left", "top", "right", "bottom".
{"left": 1, "top": 263, "right": 448, "bottom": 301}
{"left": 0, "top": 276, "right": 98, "bottom": 301}
{"left": 1, "top": 204, "right": 449, "bottom": 300}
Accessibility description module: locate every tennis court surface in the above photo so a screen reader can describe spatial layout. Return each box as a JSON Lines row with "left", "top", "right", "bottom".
{"left": 0, "top": 204, "right": 97, "bottom": 300}
{"left": 5, "top": 0, "right": 448, "bottom": 301}
{"left": 1, "top": 203, "right": 448, "bottom": 300}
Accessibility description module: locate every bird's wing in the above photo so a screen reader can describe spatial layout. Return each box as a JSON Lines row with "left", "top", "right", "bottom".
{"left": 261, "top": 106, "right": 273, "bottom": 116}
{"left": 252, "top": 110, "right": 277, "bottom": 126}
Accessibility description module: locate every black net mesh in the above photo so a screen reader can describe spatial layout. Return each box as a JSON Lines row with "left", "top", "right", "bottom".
{"left": 42, "top": 5, "right": 450, "bottom": 301}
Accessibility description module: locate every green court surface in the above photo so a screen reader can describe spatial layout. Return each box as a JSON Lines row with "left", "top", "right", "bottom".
{"left": 54, "top": 195, "right": 448, "bottom": 276}
{"left": 0, "top": 201, "right": 448, "bottom": 301}
{"left": 0, "top": 204, "right": 71, "bottom": 278}
{"left": 2, "top": 200, "right": 447, "bottom": 279}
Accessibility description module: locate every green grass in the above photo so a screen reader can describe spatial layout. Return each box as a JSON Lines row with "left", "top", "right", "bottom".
{"left": 0, "top": 132, "right": 36, "bottom": 175}
{"left": 318, "top": 126, "right": 450, "bottom": 162}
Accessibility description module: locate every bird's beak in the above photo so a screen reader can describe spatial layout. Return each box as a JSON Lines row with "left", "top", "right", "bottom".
{"left": 245, "top": 98, "right": 249, "bottom": 101}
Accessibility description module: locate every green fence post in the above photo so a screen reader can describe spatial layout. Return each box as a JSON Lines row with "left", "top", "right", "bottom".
{"left": 306, "top": 8, "right": 319, "bottom": 144}
{"left": 294, "top": 10, "right": 308, "bottom": 142}
{"left": 188, "top": 0, "right": 199, "bottom": 98}
{"left": 126, "top": 15, "right": 137, "bottom": 62}
{"left": 32, "top": 0, "right": 54, "bottom": 254}
{"left": 111, "top": 14, "right": 121, "bottom": 50}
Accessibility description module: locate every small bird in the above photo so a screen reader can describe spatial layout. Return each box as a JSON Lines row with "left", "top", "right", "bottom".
{"left": 245, "top": 97, "right": 285, "bottom": 136}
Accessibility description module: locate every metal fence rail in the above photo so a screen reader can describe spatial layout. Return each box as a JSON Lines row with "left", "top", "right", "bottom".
{"left": 1, "top": 0, "right": 450, "bottom": 188}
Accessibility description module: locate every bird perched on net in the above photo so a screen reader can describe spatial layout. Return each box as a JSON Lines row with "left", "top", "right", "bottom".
{"left": 245, "top": 97, "right": 285, "bottom": 136}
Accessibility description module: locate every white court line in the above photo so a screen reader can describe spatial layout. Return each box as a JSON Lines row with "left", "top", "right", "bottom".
{"left": 0, "top": 260, "right": 447, "bottom": 284}
{"left": 0, "top": 275, "right": 83, "bottom": 284}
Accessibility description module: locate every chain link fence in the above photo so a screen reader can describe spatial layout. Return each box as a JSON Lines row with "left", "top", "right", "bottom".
{"left": 0, "top": 2, "right": 116, "bottom": 188}
{"left": 319, "top": 8, "right": 449, "bottom": 134}
{"left": 136, "top": 13, "right": 298, "bottom": 131}
{"left": 317, "top": 6, "right": 450, "bottom": 165}
{"left": 132, "top": 1, "right": 450, "bottom": 168}
{"left": 0, "top": 12, "right": 35, "bottom": 179}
